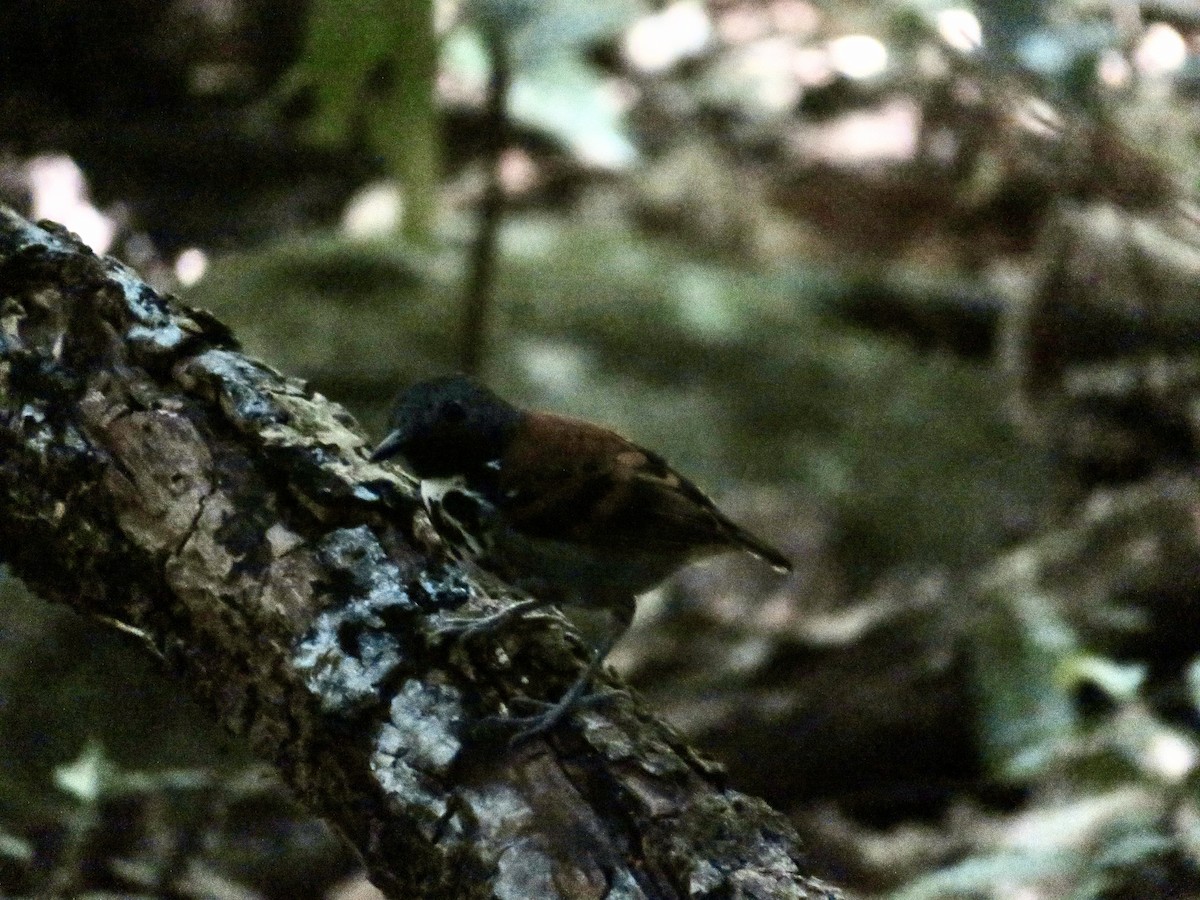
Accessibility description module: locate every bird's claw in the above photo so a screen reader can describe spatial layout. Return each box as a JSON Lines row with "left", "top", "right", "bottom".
{"left": 477, "top": 686, "right": 627, "bottom": 746}
{"left": 436, "top": 597, "right": 551, "bottom": 643}
{"left": 438, "top": 615, "right": 497, "bottom": 642}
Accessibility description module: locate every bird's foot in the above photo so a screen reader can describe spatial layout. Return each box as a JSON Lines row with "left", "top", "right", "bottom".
{"left": 478, "top": 682, "right": 627, "bottom": 745}
{"left": 437, "top": 597, "right": 550, "bottom": 642}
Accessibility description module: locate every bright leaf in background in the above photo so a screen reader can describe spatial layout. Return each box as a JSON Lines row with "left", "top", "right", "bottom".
{"left": 284, "top": 0, "right": 440, "bottom": 243}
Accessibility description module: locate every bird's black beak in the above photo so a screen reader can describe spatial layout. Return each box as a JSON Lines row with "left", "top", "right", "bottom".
{"left": 369, "top": 429, "right": 406, "bottom": 463}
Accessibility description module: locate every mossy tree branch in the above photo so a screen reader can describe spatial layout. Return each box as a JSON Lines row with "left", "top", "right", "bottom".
{"left": 0, "top": 208, "right": 839, "bottom": 900}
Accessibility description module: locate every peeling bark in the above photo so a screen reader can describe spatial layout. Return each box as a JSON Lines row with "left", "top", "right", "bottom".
{"left": 0, "top": 208, "right": 841, "bottom": 900}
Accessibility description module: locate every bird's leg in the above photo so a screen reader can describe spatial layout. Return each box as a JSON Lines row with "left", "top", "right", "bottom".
{"left": 484, "top": 595, "right": 636, "bottom": 743}
{"left": 499, "top": 636, "right": 623, "bottom": 741}
{"left": 439, "top": 595, "right": 554, "bottom": 641}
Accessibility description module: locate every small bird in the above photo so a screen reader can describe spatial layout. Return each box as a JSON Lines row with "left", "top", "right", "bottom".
{"left": 370, "top": 375, "right": 792, "bottom": 738}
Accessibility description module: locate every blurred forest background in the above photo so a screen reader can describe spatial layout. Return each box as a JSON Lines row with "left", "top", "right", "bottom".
{"left": 3, "top": 0, "right": 1200, "bottom": 897}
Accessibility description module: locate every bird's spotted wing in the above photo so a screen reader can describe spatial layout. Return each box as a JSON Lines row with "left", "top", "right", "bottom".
{"left": 497, "top": 414, "right": 744, "bottom": 555}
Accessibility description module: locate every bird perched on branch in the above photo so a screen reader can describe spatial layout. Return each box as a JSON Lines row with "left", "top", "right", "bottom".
{"left": 370, "top": 374, "right": 792, "bottom": 739}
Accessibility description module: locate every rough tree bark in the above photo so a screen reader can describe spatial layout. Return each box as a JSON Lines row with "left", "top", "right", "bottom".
{"left": 0, "top": 208, "right": 840, "bottom": 900}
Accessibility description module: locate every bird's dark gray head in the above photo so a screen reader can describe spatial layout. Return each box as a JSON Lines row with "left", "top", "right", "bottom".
{"left": 370, "top": 375, "right": 521, "bottom": 478}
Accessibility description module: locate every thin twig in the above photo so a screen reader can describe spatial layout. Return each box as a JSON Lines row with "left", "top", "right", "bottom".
{"left": 460, "top": 29, "right": 510, "bottom": 377}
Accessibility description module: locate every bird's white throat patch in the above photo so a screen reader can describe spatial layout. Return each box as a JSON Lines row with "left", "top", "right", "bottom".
{"left": 420, "top": 475, "right": 466, "bottom": 507}
{"left": 420, "top": 475, "right": 493, "bottom": 559}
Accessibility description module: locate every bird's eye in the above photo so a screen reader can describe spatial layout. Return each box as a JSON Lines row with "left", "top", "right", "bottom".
{"left": 442, "top": 400, "right": 467, "bottom": 423}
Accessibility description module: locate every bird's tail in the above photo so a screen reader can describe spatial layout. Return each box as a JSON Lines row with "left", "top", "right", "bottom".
{"left": 727, "top": 522, "right": 793, "bottom": 573}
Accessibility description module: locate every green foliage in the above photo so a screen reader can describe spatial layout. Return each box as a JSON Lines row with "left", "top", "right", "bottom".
{"left": 894, "top": 804, "right": 1186, "bottom": 900}
{"left": 12, "top": 743, "right": 344, "bottom": 896}
{"left": 285, "top": 0, "right": 439, "bottom": 240}
{"left": 935, "top": 566, "right": 1200, "bottom": 898}
{"left": 0, "top": 575, "right": 241, "bottom": 824}
{"left": 972, "top": 561, "right": 1081, "bottom": 780}
{"left": 282, "top": 0, "right": 640, "bottom": 244}
{"left": 894, "top": 849, "right": 1078, "bottom": 900}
